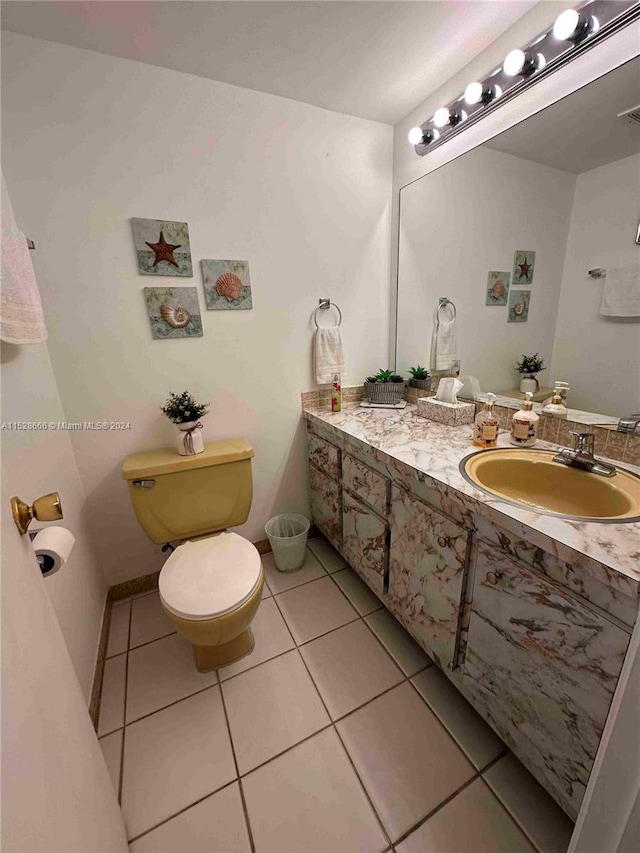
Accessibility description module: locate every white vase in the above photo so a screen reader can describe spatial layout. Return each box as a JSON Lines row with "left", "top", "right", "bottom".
{"left": 519, "top": 376, "right": 539, "bottom": 394}
{"left": 176, "top": 420, "right": 205, "bottom": 456}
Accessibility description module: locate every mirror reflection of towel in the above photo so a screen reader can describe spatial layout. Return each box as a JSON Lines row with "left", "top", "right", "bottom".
{"left": 600, "top": 265, "right": 640, "bottom": 317}
{"left": 432, "top": 305, "right": 457, "bottom": 371}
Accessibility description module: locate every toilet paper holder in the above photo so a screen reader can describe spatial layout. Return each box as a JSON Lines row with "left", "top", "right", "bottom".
{"left": 10, "top": 491, "right": 63, "bottom": 535}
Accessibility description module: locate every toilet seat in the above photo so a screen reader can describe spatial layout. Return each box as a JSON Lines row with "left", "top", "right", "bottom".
{"left": 159, "top": 532, "right": 262, "bottom": 621}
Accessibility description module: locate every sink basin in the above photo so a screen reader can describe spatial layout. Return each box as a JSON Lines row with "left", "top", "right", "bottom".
{"left": 461, "top": 448, "right": 640, "bottom": 522}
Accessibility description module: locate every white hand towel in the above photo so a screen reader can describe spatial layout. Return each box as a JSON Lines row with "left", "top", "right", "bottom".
{"left": 600, "top": 265, "right": 640, "bottom": 317}
{"left": 314, "top": 326, "right": 346, "bottom": 384}
{"left": 432, "top": 305, "right": 457, "bottom": 371}
{"left": 1, "top": 170, "right": 47, "bottom": 344}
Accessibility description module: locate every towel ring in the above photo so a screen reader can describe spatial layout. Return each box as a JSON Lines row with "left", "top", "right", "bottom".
{"left": 314, "top": 298, "right": 342, "bottom": 329}
{"left": 437, "top": 298, "right": 456, "bottom": 322}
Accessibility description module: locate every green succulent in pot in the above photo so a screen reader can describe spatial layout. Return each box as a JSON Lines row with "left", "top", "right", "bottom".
{"left": 365, "top": 369, "right": 405, "bottom": 383}
{"left": 407, "top": 365, "right": 432, "bottom": 391}
{"left": 364, "top": 369, "right": 405, "bottom": 405}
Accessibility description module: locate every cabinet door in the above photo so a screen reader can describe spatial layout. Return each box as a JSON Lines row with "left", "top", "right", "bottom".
{"left": 309, "top": 464, "right": 342, "bottom": 551}
{"left": 463, "top": 541, "right": 629, "bottom": 820}
{"left": 387, "top": 486, "right": 468, "bottom": 669}
{"left": 308, "top": 432, "right": 341, "bottom": 481}
{"left": 342, "top": 490, "right": 387, "bottom": 598}
{"left": 342, "top": 454, "right": 389, "bottom": 518}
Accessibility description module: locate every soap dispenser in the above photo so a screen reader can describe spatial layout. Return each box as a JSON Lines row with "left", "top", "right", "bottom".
{"left": 542, "top": 387, "right": 569, "bottom": 419}
{"left": 473, "top": 393, "right": 499, "bottom": 448}
{"left": 510, "top": 391, "right": 539, "bottom": 447}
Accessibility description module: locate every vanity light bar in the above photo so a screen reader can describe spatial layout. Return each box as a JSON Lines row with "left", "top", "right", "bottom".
{"left": 409, "top": 0, "right": 640, "bottom": 155}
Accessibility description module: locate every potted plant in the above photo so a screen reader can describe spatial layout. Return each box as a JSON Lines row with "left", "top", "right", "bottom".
{"left": 408, "top": 365, "right": 431, "bottom": 392}
{"left": 516, "top": 353, "right": 546, "bottom": 394}
{"left": 364, "top": 369, "right": 405, "bottom": 405}
{"left": 161, "top": 390, "right": 210, "bottom": 456}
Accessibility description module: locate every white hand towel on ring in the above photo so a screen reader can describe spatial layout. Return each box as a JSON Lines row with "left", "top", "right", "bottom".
{"left": 314, "top": 326, "right": 346, "bottom": 384}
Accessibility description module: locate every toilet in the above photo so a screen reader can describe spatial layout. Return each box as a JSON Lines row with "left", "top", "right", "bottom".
{"left": 121, "top": 438, "right": 263, "bottom": 671}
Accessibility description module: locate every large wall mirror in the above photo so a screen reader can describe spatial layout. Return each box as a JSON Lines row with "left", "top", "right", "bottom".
{"left": 397, "top": 58, "right": 640, "bottom": 424}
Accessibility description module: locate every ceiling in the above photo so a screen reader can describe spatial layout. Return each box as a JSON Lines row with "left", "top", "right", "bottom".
{"left": 487, "top": 57, "right": 640, "bottom": 174}
{"left": 0, "top": 0, "right": 537, "bottom": 124}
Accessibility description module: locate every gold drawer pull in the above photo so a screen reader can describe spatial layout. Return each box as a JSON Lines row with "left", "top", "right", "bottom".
{"left": 485, "top": 570, "right": 503, "bottom": 586}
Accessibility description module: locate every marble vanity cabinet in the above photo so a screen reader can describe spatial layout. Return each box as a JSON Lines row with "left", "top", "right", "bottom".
{"left": 304, "top": 407, "right": 638, "bottom": 821}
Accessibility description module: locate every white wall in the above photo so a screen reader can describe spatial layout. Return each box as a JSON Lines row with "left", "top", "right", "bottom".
{"left": 1, "top": 338, "right": 108, "bottom": 699}
{"left": 2, "top": 158, "right": 107, "bottom": 698}
{"left": 551, "top": 154, "right": 640, "bottom": 415}
{"left": 397, "top": 146, "right": 575, "bottom": 394}
{"left": 1, "top": 32, "right": 393, "bottom": 586}
{"left": 1, "top": 400, "right": 127, "bottom": 851}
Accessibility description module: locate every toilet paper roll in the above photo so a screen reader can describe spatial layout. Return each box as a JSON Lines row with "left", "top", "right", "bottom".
{"left": 32, "top": 526, "right": 76, "bottom": 577}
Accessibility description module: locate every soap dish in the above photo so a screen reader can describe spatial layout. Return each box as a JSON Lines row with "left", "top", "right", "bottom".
{"left": 416, "top": 397, "right": 474, "bottom": 425}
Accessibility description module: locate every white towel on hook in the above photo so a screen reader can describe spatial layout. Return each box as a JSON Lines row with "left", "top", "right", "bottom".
{"left": 314, "top": 326, "right": 346, "bottom": 384}
{"left": 1, "top": 170, "right": 47, "bottom": 344}
{"left": 432, "top": 305, "right": 457, "bottom": 371}
{"left": 600, "top": 265, "right": 640, "bottom": 317}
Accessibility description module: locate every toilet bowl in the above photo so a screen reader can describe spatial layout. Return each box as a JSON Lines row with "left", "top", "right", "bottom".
{"left": 121, "top": 438, "right": 262, "bottom": 672}
{"left": 159, "top": 532, "right": 263, "bottom": 671}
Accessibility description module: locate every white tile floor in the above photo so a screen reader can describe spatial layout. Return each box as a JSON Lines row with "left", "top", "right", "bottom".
{"left": 99, "top": 537, "right": 574, "bottom": 852}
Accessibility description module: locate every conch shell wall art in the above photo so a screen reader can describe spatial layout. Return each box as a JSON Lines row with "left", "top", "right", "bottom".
{"left": 132, "top": 218, "right": 193, "bottom": 276}
{"left": 144, "top": 287, "right": 203, "bottom": 339}
{"left": 485, "top": 271, "right": 510, "bottom": 306}
{"left": 201, "top": 259, "right": 253, "bottom": 310}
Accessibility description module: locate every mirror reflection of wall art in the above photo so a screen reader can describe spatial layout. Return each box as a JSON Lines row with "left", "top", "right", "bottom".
{"left": 508, "top": 289, "right": 531, "bottom": 323}
{"left": 144, "top": 287, "right": 203, "bottom": 339}
{"left": 486, "top": 271, "right": 511, "bottom": 305}
{"left": 132, "top": 218, "right": 193, "bottom": 276}
{"left": 201, "top": 259, "right": 253, "bottom": 310}
{"left": 512, "top": 250, "right": 535, "bottom": 285}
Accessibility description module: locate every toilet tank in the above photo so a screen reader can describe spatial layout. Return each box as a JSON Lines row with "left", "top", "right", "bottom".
{"left": 121, "top": 439, "right": 254, "bottom": 543}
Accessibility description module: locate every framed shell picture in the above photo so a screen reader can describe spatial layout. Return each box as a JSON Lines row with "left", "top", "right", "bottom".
{"left": 132, "top": 218, "right": 193, "bottom": 277}
{"left": 507, "top": 289, "right": 531, "bottom": 323}
{"left": 144, "top": 287, "right": 203, "bottom": 339}
{"left": 485, "top": 271, "right": 510, "bottom": 305}
{"left": 201, "top": 259, "right": 253, "bottom": 310}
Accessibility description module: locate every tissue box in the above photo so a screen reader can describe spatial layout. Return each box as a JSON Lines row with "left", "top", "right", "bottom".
{"left": 416, "top": 397, "right": 475, "bottom": 426}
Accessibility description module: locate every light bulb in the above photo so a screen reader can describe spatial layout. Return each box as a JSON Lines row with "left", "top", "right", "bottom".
{"left": 504, "top": 49, "right": 526, "bottom": 76}
{"left": 408, "top": 127, "right": 439, "bottom": 146}
{"left": 464, "top": 82, "right": 502, "bottom": 106}
{"left": 433, "top": 108, "right": 450, "bottom": 129}
{"left": 553, "top": 9, "right": 580, "bottom": 40}
{"left": 464, "top": 82, "right": 483, "bottom": 105}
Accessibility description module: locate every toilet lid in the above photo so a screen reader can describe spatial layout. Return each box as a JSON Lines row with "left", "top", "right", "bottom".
{"left": 159, "top": 532, "right": 262, "bottom": 621}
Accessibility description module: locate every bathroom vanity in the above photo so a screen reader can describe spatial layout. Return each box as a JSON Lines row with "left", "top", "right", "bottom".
{"left": 305, "top": 402, "right": 640, "bottom": 821}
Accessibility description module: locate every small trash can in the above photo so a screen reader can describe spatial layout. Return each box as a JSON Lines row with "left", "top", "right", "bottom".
{"left": 264, "top": 513, "right": 310, "bottom": 573}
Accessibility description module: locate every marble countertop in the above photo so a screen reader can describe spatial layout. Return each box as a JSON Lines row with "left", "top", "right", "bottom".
{"left": 304, "top": 403, "right": 640, "bottom": 598}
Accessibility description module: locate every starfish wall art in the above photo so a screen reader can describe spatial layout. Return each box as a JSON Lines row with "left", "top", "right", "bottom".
{"left": 512, "top": 250, "right": 535, "bottom": 286}
{"left": 131, "top": 218, "right": 193, "bottom": 276}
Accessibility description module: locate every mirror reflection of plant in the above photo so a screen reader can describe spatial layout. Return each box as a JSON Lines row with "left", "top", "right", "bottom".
{"left": 365, "top": 369, "right": 405, "bottom": 383}
{"left": 161, "top": 390, "right": 210, "bottom": 424}
{"left": 516, "top": 353, "right": 545, "bottom": 375}
{"left": 408, "top": 365, "right": 430, "bottom": 380}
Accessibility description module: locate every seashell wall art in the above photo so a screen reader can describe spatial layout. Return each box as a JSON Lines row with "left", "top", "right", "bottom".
{"left": 485, "top": 270, "right": 510, "bottom": 306}
{"left": 507, "top": 289, "right": 532, "bottom": 323}
{"left": 201, "top": 259, "right": 253, "bottom": 310}
{"left": 144, "top": 287, "right": 203, "bottom": 339}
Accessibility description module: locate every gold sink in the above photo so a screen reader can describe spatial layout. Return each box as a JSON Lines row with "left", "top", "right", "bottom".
{"left": 461, "top": 448, "right": 640, "bottom": 522}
